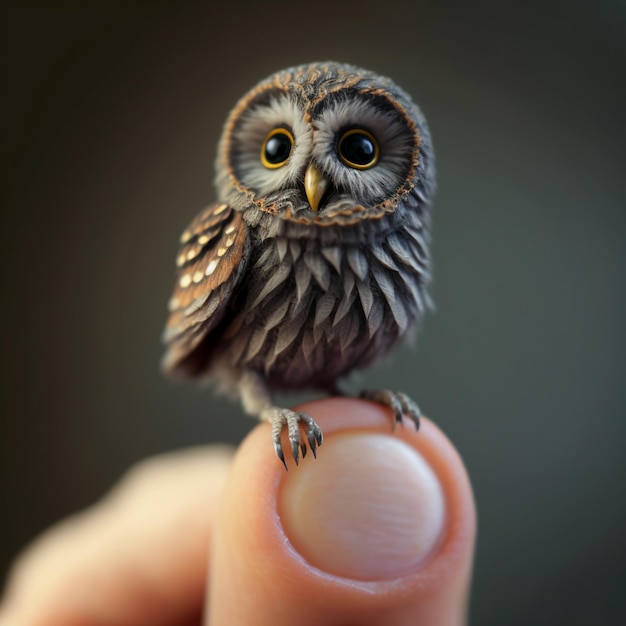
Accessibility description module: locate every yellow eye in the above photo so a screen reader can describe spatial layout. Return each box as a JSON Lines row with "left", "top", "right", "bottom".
{"left": 337, "top": 128, "right": 379, "bottom": 169}
{"left": 261, "top": 128, "right": 294, "bottom": 169}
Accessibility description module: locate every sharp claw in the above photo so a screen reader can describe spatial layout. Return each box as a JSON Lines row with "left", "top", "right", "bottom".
{"left": 291, "top": 437, "right": 300, "bottom": 465}
{"left": 359, "top": 389, "right": 423, "bottom": 435}
{"left": 393, "top": 400, "right": 402, "bottom": 421}
{"left": 307, "top": 430, "right": 318, "bottom": 459}
{"left": 390, "top": 399, "right": 403, "bottom": 428}
{"left": 397, "top": 392, "right": 421, "bottom": 431}
{"left": 274, "top": 440, "right": 288, "bottom": 471}
{"left": 268, "top": 409, "right": 324, "bottom": 468}
{"left": 301, "top": 414, "right": 323, "bottom": 448}
{"left": 316, "top": 429, "right": 323, "bottom": 446}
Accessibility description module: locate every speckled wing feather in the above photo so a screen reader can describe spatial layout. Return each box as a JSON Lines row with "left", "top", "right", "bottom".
{"left": 161, "top": 202, "right": 250, "bottom": 376}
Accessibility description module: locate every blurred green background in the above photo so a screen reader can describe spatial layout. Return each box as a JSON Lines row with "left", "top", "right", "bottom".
{"left": 1, "top": 0, "right": 625, "bottom": 623}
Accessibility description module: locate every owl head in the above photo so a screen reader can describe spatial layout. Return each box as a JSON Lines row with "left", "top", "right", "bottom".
{"left": 215, "top": 62, "right": 435, "bottom": 231}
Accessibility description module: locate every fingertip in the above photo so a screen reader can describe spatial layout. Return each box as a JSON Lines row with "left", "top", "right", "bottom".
{"left": 208, "top": 397, "right": 476, "bottom": 626}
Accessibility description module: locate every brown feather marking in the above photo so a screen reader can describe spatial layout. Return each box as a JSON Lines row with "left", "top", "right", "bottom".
{"left": 162, "top": 203, "right": 250, "bottom": 375}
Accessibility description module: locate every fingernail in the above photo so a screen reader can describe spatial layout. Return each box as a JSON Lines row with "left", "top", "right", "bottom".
{"left": 279, "top": 432, "right": 445, "bottom": 580}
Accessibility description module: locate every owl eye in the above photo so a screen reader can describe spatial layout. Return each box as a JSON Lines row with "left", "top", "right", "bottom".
{"left": 337, "top": 129, "right": 379, "bottom": 169}
{"left": 261, "top": 128, "right": 294, "bottom": 169}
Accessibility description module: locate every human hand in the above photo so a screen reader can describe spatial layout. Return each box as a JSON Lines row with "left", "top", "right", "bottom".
{"left": 1, "top": 398, "right": 476, "bottom": 625}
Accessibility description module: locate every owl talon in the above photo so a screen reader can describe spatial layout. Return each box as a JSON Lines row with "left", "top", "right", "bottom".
{"left": 360, "top": 389, "right": 422, "bottom": 431}
{"left": 291, "top": 437, "right": 301, "bottom": 466}
{"left": 307, "top": 429, "right": 318, "bottom": 459}
{"left": 273, "top": 439, "right": 288, "bottom": 472}
{"left": 302, "top": 415, "right": 323, "bottom": 459}
{"left": 396, "top": 391, "right": 421, "bottom": 430}
{"left": 264, "top": 407, "right": 323, "bottom": 469}
{"left": 316, "top": 428, "right": 323, "bottom": 446}
{"left": 302, "top": 414, "right": 323, "bottom": 446}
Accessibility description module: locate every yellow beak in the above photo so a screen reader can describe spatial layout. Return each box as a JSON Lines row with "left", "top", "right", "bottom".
{"left": 304, "top": 163, "right": 329, "bottom": 212}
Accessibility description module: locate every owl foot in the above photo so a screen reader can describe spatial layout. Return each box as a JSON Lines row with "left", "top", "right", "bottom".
{"left": 359, "top": 389, "right": 422, "bottom": 431}
{"left": 262, "top": 407, "right": 323, "bottom": 471}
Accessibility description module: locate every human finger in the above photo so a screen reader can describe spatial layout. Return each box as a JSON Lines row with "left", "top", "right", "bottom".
{"left": 207, "top": 397, "right": 476, "bottom": 626}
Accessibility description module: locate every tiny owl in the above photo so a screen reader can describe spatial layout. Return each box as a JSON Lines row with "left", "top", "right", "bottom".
{"left": 162, "top": 62, "right": 436, "bottom": 469}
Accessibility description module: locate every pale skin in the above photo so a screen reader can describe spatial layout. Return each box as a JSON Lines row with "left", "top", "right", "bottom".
{"left": 0, "top": 398, "right": 476, "bottom": 626}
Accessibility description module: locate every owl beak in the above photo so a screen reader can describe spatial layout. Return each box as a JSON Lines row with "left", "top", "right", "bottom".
{"left": 304, "top": 163, "right": 329, "bottom": 212}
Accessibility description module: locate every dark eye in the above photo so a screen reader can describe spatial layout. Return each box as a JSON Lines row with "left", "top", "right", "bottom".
{"left": 261, "top": 128, "right": 294, "bottom": 168}
{"left": 337, "top": 129, "right": 379, "bottom": 169}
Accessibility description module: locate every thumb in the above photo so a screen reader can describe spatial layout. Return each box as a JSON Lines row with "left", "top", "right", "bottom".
{"left": 207, "top": 397, "right": 476, "bottom": 626}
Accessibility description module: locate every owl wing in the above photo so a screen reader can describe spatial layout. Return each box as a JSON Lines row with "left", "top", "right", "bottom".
{"left": 161, "top": 202, "right": 250, "bottom": 377}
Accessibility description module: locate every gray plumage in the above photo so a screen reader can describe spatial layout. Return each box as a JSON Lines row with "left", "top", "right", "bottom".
{"left": 162, "top": 62, "right": 436, "bottom": 468}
